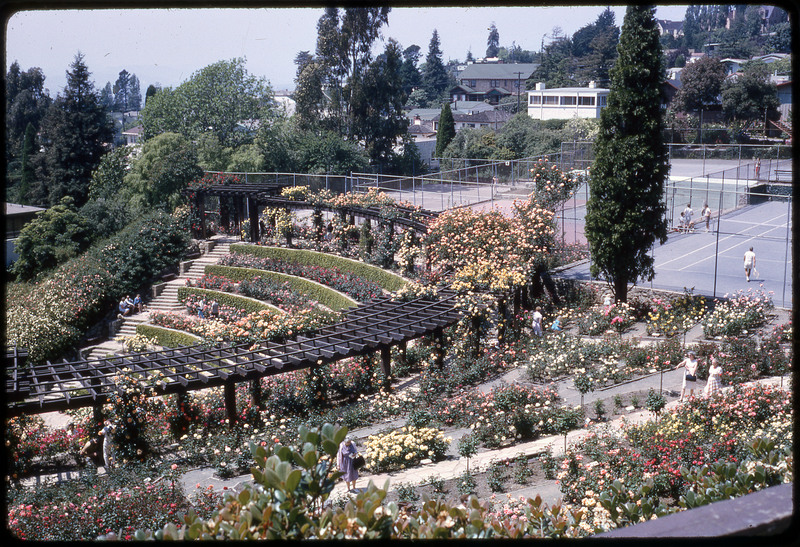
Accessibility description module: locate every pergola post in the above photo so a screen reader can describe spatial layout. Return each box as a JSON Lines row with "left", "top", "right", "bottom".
{"left": 380, "top": 345, "right": 392, "bottom": 389}
{"left": 250, "top": 379, "right": 262, "bottom": 409}
{"left": 220, "top": 198, "right": 230, "bottom": 232}
{"left": 497, "top": 297, "right": 507, "bottom": 345}
{"left": 248, "top": 196, "right": 259, "bottom": 243}
{"left": 224, "top": 380, "right": 237, "bottom": 425}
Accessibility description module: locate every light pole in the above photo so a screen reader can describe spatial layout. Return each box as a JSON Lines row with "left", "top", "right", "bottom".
{"left": 514, "top": 71, "right": 524, "bottom": 113}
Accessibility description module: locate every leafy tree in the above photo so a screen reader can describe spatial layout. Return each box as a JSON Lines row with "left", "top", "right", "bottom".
{"left": 529, "top": 27, "right": 575, "bottom": 88}
{"left": 36, "top": 52, "right": 113, "bottom": 207}
{"left": 292, "top": 54, "right": 326, "bottom": 132}
{"left": 486, "top": 23, "right": 500, "bottom": 58}
{"left": 123, "top": 132, "right": 203, "bottom": 211}
{"left": 349, "top": 38, "right": 409, "bottom": 168}
{"left": 5, "top": 62, "right": 50, "bottom": 155}
{"left": 670, "top": 56, "right": 727, "bottom": 114}
{"left": 765, "top": 21, "right": 792, "bottom": 53}
{"left": 399, "top": 44, "right": 422, "bottom": 97}
{"left": 573, "top": 8, "right": 619, "bottom": 86}
{"left": 421, "top": 29, "right": 450, "bottom": 107}
{"left": 144, "top": 83, "right": 158, "bottom": 104}
{"left": 435, "top": 102, "right": 455, "bottom": 157}
{"left": 141, "top": 58, "right": 274, "bottom": 148}
{"left": 11, "top": 196, "right": 93, "bottom": 280}
{"left": 721, "top": 61, "right": 780, "bottom": 123}
{"left": 584, "top": 6, "right": 669, "bottom": 304}
{"left": 195, "top": 132, "right": 233, "bottom": 171}
{"left": 88, "top": 147, "right": 130, "bottom": 202}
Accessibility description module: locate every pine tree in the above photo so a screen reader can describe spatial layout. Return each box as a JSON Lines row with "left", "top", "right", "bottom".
{"left": 422, "top": 30, "right": 450, "bottom": 107}
{"left": 38, "top": 52, "right": 113, "bottom": 207}
{"left": 584, "top": 6, "right": 669, "bottom": 303}
{"left": 436, "top": 103, "right": 455, "bottom": 157}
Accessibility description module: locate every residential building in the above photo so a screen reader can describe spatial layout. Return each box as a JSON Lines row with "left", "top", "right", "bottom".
{"left": 5, "top": 203, "right": 45, "bottom": 267}
{"left": 122, "top": 125, "right": 143, "bottom": 145}
{"left": 450, "top": 62, "right": 538, "bottom": 105}
{"left": 657, "top": 19, "right": 684, "bottom": 38}
{"left": 526, "top": 82, "right": 609, "bottom": 120}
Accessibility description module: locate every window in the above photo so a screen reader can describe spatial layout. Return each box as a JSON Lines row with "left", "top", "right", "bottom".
{"left": 543, "top": 96, "right": 559, "bottom": 105}
{"left": 530, "top": 96, "right": 541, "bottom": 105}
{"left": 599, "top": 95, "right": 607, "bottom": 106}
{"left": 490, "top": 80, "right": 499, "bottom": 87}
{"left": 469, "top": 80, "right": 477, "bottom": 87}
{"left": 578, "top": 96, "right": 596, "bottom": 106}
{"left": 560, "top": 96, "right": 577, "bottom": 105}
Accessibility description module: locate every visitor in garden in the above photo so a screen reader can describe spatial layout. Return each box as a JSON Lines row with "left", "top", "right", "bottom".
{"left": 602, "top": 293, "right": 613, "bottom": 308}
{"left": 532, "top": 306, "right": 543, "bottom": 336}
{"left": 337, "top": 437, "right": 360, "bottom": 492}
{"left": 677, "top": 350, "right": 699, "bottom": 402}
{"left": 743, "top": 246, "right": 756, "bottom": 282}
{"left": 703, "top": 355, "right": 722, "bottom": 398}
{"left": 133, "top": 294, "right": 144, "bottom": 313}
{"left": 210, "top": 300, "right": 219, "bottom": 318}
{"left": 683, "top": 203, "right": 694, "bottom": 232}
{"left": 324, "top": 221, "right": 334, "bottom": 241}
{"left": 118, "top": 297, "right": 132, "bottom": 318}
{"left": 701, "top": 202, "right": 712, "bottom": 232}
{"left": 197, "top": 297, "right": 206, "bottom": 319}
{"left": 100, "top": 420, "right": 116, "bottom": 469}
{"left": 550, "top": 316, "right": 562, "bottom": 332}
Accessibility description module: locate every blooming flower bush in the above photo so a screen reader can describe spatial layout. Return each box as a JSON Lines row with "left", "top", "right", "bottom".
{"left": 364, "top": 426, "right": 450, "bottom": 473}
{"left": 646, "top": 289, "right": 706, "bottom": 337}
{"left": 702, "top": 289, "right": 773, "bottom": 338}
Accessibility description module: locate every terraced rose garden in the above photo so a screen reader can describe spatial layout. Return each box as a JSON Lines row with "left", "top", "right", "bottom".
{"left": 5, "top": 176, "right": 793, "bottom": 539}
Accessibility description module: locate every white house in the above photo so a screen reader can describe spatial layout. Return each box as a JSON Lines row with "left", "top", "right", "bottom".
{"left": 526, "top": 82, "right": 609, "bottom": 120}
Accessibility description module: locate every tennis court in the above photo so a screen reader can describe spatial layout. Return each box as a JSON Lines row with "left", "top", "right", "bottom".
{"left": 558, "top": 198, "right": 793, "bottom": 308}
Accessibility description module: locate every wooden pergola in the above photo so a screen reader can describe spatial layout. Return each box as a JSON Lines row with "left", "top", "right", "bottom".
{"left": 6, "top": 289, "right": 464, "bottom": 423}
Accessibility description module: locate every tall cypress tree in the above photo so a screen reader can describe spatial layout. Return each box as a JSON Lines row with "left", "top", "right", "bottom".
{"left": 584, "top": 6, "right": 668, "bottom": 303}
{"left": 436, "top": 102, "right": 455, "bottom": 157}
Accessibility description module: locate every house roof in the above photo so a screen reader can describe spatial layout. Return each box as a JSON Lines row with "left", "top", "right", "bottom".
{"left": 450, "top": 101, "right": 495, "bottom": 113}
{"left": 122, "top": 125, "right": 143, "bottom": 136}
{"left": 458, "top": 63, "right": 539, "bottom": 80}
{"left": 5, "top": 203, "right": 46, "bottom": 216}
{"left": 406, "top": 108, "right": 441, "bottom": 121}
{"left": 437, "top": 110, "right": 513, "bottom": 125}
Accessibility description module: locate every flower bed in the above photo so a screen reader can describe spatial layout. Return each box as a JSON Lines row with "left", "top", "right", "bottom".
{"left": 364, "top": 426, "right": 451, "bottom": 473}
{"left": 218, "top": 253, "right": 383, "bottom": 302}
{"left": 702, "top": 289, "right": 773, "bottom": 338}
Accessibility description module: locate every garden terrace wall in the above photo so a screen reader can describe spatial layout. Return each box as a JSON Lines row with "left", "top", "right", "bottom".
{"left": 206, "top": 265, "right": 358, "bottom": 312}
{"left": 177, "top": 287, "right": 283, "bottom": 314}
{"left": 230, "top": 244, "right": 409, "bottom": 292}
{"left": 136, "top": 324, "right": 203, "bottom": 347}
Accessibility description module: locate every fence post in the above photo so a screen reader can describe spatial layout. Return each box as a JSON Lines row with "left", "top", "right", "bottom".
{"left": 782, "top": 197, "right": 790, "bottom": 309}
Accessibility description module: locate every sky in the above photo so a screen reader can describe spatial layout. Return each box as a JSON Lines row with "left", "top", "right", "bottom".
{"left": 5, "top": 5, "right": 689, "bottom": 97}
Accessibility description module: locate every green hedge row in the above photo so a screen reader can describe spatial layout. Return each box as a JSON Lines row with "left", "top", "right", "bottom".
{"left": 136, "top": 324, "right": 202, "bottom": 348}
{"left": 230, "top": 244, "right": 408, "bottom": 292}
{"left": 205, "top": 265, "right": 357, "bottom": 312}
{"left": 176, "top": 286, "right": 283, "bottom": 314}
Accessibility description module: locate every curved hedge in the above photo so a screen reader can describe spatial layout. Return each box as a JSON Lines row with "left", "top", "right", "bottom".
{"left": 135, "top": 324, "right": 202, "bottom": 348}
{"left": 205, "top": 265, "right": 358, "bottom": 312}
{"left": 176, "top": 287, "right": 282, "bottom": 314}
{"left": 230, "top": 244, "right": 408, "bottom": 292}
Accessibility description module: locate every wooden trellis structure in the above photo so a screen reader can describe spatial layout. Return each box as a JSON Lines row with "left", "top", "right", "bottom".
{"left": 5, "top": 289, "right": 464, "bottom": 422}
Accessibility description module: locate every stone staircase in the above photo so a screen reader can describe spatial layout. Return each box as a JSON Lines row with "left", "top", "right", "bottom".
{"left": 83, "top": 236, "right": 237, "bottom": 361}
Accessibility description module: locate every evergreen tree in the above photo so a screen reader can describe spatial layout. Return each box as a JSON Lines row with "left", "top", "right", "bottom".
{"left": 584, "top": 6, "right": 668, "bottom": 303}
{"left": 129, "top": 74, "right": 142, "bottom": 111}
{"left": 422, "top": 29, "right": 450, "bottom": 107}
{"left": 399, "top": 44, "right": 422, "bottom": 97}
{"left": 38, "top": 52, "right": 113, "bottom": 207}
{"left": 486, "top": 23, "right": 500, "bottom": 58}
{"left": 100, "top": 82, "right": 115, "bottom": 110}
{"left": 145, "top": 84, "right": 158, "bottom": 104}
{"left": 436, "top": 102, "right": 456, "bottom": 157}
{"left": 293, "top": 55, "right": 326, "bottom": 132}
{"left": 113, "top": 69, "right": 131, "bottom": 112}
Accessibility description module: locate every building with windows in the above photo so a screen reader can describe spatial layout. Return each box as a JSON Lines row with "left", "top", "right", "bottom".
{"left": 526, "top": 82, "right": 609, "bottom": 120}
{"left": 450, "top": 63, "right": 538, "bottom": 105}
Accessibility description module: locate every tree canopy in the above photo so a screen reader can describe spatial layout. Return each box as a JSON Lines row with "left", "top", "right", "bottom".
{"left": 584, "top": 6, "right": 669, "bottom": 303}
{"left": 721, "top": 61, "right": 780, "bottom": 123}
{"left": 141, "top": 58, "right": 275, "bottom": 148}
{"left": 671, "top": 56, "right": 727, "bottom": 113}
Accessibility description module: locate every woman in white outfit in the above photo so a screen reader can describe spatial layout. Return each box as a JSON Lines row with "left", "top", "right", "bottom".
{"left": 704, "top": 355, "right": 723, "bottom": 398}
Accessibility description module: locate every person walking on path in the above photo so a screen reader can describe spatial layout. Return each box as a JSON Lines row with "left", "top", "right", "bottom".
{"left": 701, "top": 203, "right": 712, "bottom": 232}
{"left": 743, "top": 247, "right": 756, "bottom": 282}
{"left": 337, "top": 438, "right": 360, "bottom": 492}
{"left": 677, "top": 350, "right": 699, "bottom": 402}
{"left": 704, "top": 355, "right": 723, "bottom": 398}
{"left": 532, "top": 307, "right": 543, "bottom": 337}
